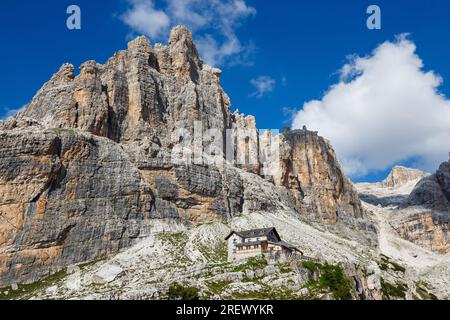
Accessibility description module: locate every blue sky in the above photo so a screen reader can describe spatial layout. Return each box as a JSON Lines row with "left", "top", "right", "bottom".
{"left": 1, "top": 0, "right": 450, "bottom": 182}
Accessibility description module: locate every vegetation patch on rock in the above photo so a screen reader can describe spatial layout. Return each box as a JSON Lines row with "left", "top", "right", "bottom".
{"left": 301, "top": 262, "right": 353, "bottom": 300}
{"left": 380, "top": 278, "right": 407, "bottom": 299}
{"left": 378, "top": 255, "right": 406, "bottom": 273}
{"left": 0, "top": 269, "right": 67, "bottom": 300}
{"left": 168, "top": 282, "right": 199, "bottom": 300}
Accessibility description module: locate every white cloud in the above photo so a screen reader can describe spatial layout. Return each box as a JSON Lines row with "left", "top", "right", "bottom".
{"left": 121, "top": 0, "right": 170, "bottom": 39}
{"left": 292, "top": 35, "right": 450, "bottom": 178}
{"left": 250, "top": 76, "right": 276, "bottom": 98}
{"left": 196, "top": 34, "right": 242, "bottom": 67}
{"left": 166, "top": 0, "right": 210, "bottom": 30}
{"left": 121, "top": 0, "right": 256, "bottom": 66}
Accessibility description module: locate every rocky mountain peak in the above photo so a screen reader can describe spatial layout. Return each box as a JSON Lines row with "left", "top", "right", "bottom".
{"left": 169, "top": 25, "right": 196, "bottom": 50}
{"left": 128, "top": 35, "right": 152, "bottom": 54}
{"left": 51, "top": 63, "right": 75, "bottom": 83}
{"left": 382, "top": 166, "right": 429, "bottom": 188}
{"left": 127, "top": 35, "right": 155, "bottom": 66}
{"left": 168, "top": 25, "right": 203, "bottom": 79}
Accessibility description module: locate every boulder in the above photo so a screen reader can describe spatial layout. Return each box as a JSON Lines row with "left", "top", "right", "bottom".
{"left": 92, "top": 265, "right": 124, "bottom": 284}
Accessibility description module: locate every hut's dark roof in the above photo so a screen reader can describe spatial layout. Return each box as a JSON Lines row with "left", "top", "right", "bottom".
{"left": 225, "top": 227, "right": 280, "bottom": 240}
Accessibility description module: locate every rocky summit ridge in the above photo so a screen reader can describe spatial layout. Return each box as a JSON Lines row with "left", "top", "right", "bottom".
{"left": 0, "top": 26, "right": 376, "bottom": 287}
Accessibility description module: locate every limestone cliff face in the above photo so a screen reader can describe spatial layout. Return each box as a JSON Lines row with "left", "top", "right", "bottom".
{"left": 275, "top": 129, "right": 364, "bottom": 224}
{"left": 0, "top": 26, "right": 375, "bottom": 286}
{"left": 402, "top": 159, "right": 450, "bottom": 253}
{"left": 391, "top": 211, "right": 448, "bottom": 254}
{"left": 230, "top": 111, "right": 260, "bottom": 175}
{"left": 408, "top": 160, "right": 450, "bottom": 211}
{"left": 0, "top": 130, "right": 155, "bottom": 285}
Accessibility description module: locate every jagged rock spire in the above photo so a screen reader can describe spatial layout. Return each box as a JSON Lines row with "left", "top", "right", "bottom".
{"left": 168, "top": 25, "right": 203, "bottom": 80}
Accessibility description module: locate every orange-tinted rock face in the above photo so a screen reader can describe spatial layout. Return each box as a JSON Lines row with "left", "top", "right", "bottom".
{"left": 393, "top": 212, "right": 449, "bottom": 254}
{"left": 275, "top": 129, "right": 364, "bottom": 224}
{"left": 0, "top": 131, "right": 156, "bottom": 285}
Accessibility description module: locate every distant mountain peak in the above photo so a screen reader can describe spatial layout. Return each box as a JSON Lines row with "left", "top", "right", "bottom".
{"left": 382, "top": 166, "right": 430, "bottom": 188}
